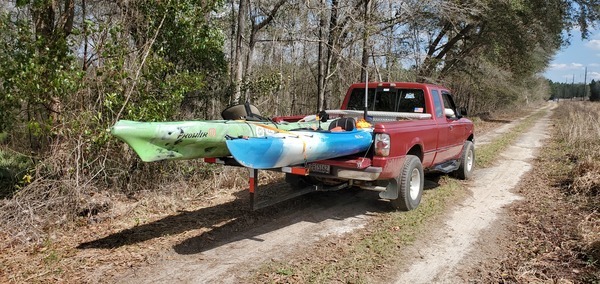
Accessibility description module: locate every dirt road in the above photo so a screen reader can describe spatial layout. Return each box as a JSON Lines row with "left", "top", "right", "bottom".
{"left": 395, "top": 105, "right": 553, "bottom": 283}
{"left": 110, "top": 104, "right": 554, "bottom": 284}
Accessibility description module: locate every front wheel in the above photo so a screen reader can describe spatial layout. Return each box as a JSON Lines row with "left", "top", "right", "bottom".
{"left": 390, "top": 155, "right": 424, "bottom": 211}
{"left": 454, "top": 140, "right": 475, "bottom": 180}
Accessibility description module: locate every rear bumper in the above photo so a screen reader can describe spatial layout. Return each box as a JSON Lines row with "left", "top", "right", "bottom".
{"left": 205, "top": 156, "right": 384, "bottom": 181}
{"left": 311, "top": 165, "right": 383, "bottom": 181}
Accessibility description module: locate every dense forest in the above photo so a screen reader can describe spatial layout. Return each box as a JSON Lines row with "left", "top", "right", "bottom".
{"left": 0, "top": 0, "right": 599, "bottom": 240}
{"left": 549, "top": 79, "right": 600, "bottom": 101}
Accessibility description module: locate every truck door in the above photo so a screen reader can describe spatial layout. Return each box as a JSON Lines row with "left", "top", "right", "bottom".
{"left": 431, "top": 89, "right": 452, "bottom": 163}
{"left": 441, "top": 91, "right": 464, "bottom": 158}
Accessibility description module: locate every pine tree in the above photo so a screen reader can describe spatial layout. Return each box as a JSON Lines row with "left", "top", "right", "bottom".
{"left": 590, "top": 80, "right": 600, "bottom": 102}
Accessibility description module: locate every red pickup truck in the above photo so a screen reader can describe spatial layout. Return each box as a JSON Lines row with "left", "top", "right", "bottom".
{"left": 281, "top": 82, "right": 474, "bottom": 211}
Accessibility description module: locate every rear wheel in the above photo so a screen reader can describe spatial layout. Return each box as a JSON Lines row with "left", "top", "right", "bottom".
{"left": 454, "top": 141, "right": 475, "bottom": 180}
{"left": 390, "top": 155, "right": 424, "bottom": 211}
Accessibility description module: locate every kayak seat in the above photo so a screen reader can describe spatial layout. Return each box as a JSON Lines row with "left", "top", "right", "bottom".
{"left": 328, "top": 117, "right": 356, "bottom": 131}
{"left": 221, "top": 103, "right": 262, "bottom": 120}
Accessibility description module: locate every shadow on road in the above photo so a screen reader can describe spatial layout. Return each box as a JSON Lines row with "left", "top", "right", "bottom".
{"left": 78, "top": 178, "right": 443, "bottom": 254}
{"left": 77, "top": 191, "right": 252, "bottom": 250}
{"left": 172, "top": 188, "right": 391, "bottom": 255}
{"left": 424, "top": 173, "right": 444, "bottom": 190}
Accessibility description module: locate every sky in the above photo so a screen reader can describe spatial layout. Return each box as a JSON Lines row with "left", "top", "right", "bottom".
{"left": 544, "top": 28, "right": 600, "bottom": 83}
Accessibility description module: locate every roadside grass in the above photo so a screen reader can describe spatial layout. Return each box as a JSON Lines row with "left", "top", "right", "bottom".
{"left": 476, "top": 109, "right": 547, "bottom": 167}
{"left": 554, "top": 102, "right": 600, "bottom": 203}
{"left": 553, "top": 102, "right": 600, "bottom": 271}
{"left": 468, "top": 101, "right": 600, "bottom": 283}
{"left": 0, "top": 162, "right": 255, "bottom": 283}
{"left": 252, "top": 106, "right": 550, "bottom": 283}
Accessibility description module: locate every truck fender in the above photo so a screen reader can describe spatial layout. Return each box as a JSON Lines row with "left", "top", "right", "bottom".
{"left": 407, "top": 138, "right": 424, "bottom": 160}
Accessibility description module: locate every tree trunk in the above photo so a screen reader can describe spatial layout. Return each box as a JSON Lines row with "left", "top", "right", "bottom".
{"left": 228, "top": 0, "right": 237, "bottom": 104}
{"left": 243, "top": 0, "right": 287, "bottom": 101}
{"left": 418, "top": 23, "right": 474, "bottom": 82}
{"left": 244, "top": 32, "right": 256, "bottom": 102}
{"left": 316, "top": 0, "right": 327, "bottom": 112}
{"left": 360, "top": 0, "right": 371, "bottom": 82}
{"left": 322, "top": 0, "right": 340, "bottom": 111}
{"left": 82, "top": 0, "right": 88, "bottom": 71}
{"left": 31, "top": 0, "right": 75, "bottom": 127}
{"left": 233, "top": 0, "right": 248, "bottom": 104}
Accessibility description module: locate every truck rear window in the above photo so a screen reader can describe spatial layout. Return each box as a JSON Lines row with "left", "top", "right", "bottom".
{"left": 347, "top": 88, "right": 426, "bottom": 113}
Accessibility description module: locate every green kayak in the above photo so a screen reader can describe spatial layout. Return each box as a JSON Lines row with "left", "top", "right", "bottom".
{"left": 111, "top": 119, "right": 330, "bottom": 162}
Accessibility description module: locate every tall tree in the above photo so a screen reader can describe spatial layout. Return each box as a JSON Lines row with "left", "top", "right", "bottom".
{"left": 232, "top": 0, "right": 248, "bottom": 104}
{"left": 10, "top": 0, "right": 78, "bottom": 149}
{"left": 360, "top": 0, "right": 372, "bottom": 82}
{"left": 243, "top": 0, "right": 287, "bottom": 100}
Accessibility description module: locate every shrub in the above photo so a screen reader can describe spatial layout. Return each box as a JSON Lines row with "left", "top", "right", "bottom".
{"left": 0, "top": 148, "right": 33, "bottom": 198}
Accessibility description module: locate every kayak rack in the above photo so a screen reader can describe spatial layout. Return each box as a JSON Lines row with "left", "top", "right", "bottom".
{"left": 204, "top": 157, "right": 349, "bottom": 210}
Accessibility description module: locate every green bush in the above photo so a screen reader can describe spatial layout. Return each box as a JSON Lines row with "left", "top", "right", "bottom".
{"left": 0, "top": 149, "right": 33, "bottom": 198}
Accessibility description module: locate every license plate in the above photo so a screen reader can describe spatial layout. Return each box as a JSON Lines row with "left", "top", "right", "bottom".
{"left": 308, "top": 163, "right": 330, "bottom": 174}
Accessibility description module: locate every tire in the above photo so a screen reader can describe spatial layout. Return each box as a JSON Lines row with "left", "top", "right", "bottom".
{"left": 454, "top": 140, "right": 475, "bottom": 180}
{"left": 390, "top": 155, "right": 424, "bottom": 211}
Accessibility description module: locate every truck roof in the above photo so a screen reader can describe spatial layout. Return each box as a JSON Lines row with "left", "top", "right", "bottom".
{"left": 347, "top": 82, "right": 451, "bottom": 92}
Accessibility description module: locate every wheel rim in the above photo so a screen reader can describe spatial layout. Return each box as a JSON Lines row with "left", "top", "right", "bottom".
{"left": 466, "top": 148, "right": 474, "bottom": 172}
{"left": 409, "top": 168, "right": 421, "bottom": 200}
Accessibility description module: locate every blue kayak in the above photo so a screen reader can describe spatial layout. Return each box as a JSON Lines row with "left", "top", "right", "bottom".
{"left": 225, "top": 128, "right": 373, "bottom": 169}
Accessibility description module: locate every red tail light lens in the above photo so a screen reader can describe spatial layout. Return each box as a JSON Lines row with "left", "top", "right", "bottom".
{"left": 375, "top": 133, "right": 390, "bottom": 156}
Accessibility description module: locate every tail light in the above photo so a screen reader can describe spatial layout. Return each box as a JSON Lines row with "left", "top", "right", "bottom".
{"left": 375, "top": 133, "right": 390, "bottom": 156}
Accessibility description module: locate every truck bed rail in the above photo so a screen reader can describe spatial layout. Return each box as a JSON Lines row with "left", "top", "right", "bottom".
{"left": 326, "top": 109, "right": 431, "bottom": 122}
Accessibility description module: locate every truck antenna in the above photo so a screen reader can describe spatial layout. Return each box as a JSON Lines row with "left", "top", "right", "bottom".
{"left": 364, "top": 69, "right": 369, "bottom": 121}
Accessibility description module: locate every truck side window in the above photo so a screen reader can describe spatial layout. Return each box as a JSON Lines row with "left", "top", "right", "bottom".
{"left": 441, "top": 92, "right": 458, "bottom": 119}
{"left": 431, "top": 90, "right": 443, "bottom": 118}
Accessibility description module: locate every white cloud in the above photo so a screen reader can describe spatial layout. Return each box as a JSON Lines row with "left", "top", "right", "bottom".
{"left": 549, "top": 63, "right": 585, "bottom": 70}
{"left": 586, "top": 39, "right": 600, "bottom": 50}
{"left": 589, "top": 71, "right": 600, "bottom": 81}
{"left": 590, "top": 63, "right": 600, "bottom": 67}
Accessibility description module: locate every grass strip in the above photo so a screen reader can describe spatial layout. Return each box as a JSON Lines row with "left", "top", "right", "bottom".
{"left": 251, "top": 107, "right": 548, "bottom": 283}
{"left": 476, "top": 109, "right": 547, "bottom": 167}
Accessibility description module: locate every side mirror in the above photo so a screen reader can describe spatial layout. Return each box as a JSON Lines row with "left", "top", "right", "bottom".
{"left": 444, "top": 108, "right": 456, "bottom": 118}
{"left": 458, "top": 107, "right": 468, "bottom": 117}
